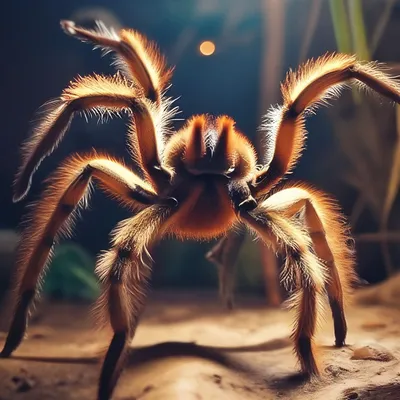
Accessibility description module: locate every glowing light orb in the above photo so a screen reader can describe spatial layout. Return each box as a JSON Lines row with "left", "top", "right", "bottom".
{"left": 199, "top": 40, "right": 216, "bottom": 56}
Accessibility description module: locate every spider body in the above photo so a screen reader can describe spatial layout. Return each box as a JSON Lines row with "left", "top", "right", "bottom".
{"left": 2, "top": 19, "right": 400, "bottom": 400}
{"left": 159, "top": 114, "right": 257, "bottom": 238}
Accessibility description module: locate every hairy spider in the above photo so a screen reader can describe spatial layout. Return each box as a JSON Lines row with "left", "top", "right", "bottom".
{"left": 2, "top": 19, "right": 400, "bottom": 400}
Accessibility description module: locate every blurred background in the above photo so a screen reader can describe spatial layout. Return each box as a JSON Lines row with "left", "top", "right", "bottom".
{"left": 1, "top": 0, "right": 400, "bottom": 306}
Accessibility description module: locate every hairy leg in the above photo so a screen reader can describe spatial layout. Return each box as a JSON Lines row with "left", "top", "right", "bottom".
{"left": 253, "top": 53, "right": 400, "bottom": 196}
{"left": 240, "top": 208, "right": 325, "bottom": 376}
{"left": 94, "top": 206, "right": 172, "bottom": 400}
{"left": 1, "top": 154, "right": 161, "bottom": 358}
{"left": 205, "top": 227, "right": 246, "bottom": 309}
{"left": 13, "top": 74, "right": 158, "bottom": 201}
{"left": 60, "top": 20, "right": 173, "bottom": 105}
{"left": 59, "top": 20, "right": 178, "bottom": 188}
{"left": 260, "top": 182, "right": 356, "bottom": 346}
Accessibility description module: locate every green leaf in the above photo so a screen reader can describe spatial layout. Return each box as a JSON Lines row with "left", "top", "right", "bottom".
{"left": 70, "top": 266, "right": 100, "bottom": 297}
{"left": 43, "top": 242, "right": 98, "bottom": 301}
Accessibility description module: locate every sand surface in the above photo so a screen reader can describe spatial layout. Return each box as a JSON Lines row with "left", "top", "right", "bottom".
{"left": 0, "top": 290, "right": 400, "bottom": 399}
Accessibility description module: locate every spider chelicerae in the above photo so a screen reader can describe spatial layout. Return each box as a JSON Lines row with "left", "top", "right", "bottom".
{"left": 2, "top": 19, "right": 400, "bottom": 400}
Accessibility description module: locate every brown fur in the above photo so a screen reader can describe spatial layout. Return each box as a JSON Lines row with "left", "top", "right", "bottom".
{"left": 241, "top": 207, "right": 326, "bottom": 374}
{"left": 163, "top": 114, "right": 257, "bottom": 180}
{"left": 167, "top": 178, "right": 236, "bottom": 240}
{"left": 262, "top": 182, "right": 356, "bottom": 304}
{"left": 94, "top": 206, "right": 171, "bottom": 332}
{"left": 13, "top": 74, "right": 152, "bottom": 202}
{"left": 9, "top": 153, "right": 156, "bottom": 317}
{"left": 184, "top": 115, "right": 207, "bottom": 167}
{"left": 259, "top": 181, "right": 356, "bottom": 366}
{"left": 60, "top": 20, "right": 173, "bottom": 104}
{"left": 119, "top": 29, "right": 173, "bottom": 102}
{"left": 254, "top": 53, "right": 400, "bottom": 195}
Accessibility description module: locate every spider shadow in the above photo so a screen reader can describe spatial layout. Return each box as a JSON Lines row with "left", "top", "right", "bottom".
{"left": 7, "top": 336, "right": 312, "bottom": 393}
{"left": 124, "top": 337, "right": 310, "bottom": 392}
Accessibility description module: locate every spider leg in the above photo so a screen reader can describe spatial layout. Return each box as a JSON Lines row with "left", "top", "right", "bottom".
{"left": 205, "top": 227, "right": 246, "bottom": 309}
{"left": 59, "top": 20, "right": 177, "bottom": 189}
{"left": 240, "top": 206, "right": 325, "bottom": 376}
{"left": 204, "top": 180, "right": 257, "bottom": 309}
{"left": 261, "top": 182, "right": 355, "bottom": 347}
{"left": 1, "top": 154, "right": 163, "bottom": 358}
{"left": 60, "top": 20, "right": 173, "bottom": 105}
{"left": 94, "top": 206, "right": 172, "bottom": 400}
{"left": 253, "top": 53, "right": 400, "bottom": 196}
{"left": 14, "top": 74, "right": 162, "bottom": 202}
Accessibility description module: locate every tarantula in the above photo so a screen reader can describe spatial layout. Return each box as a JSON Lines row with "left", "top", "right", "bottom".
{"left": 2, "top": 19, "right": 400, "bottom": 400}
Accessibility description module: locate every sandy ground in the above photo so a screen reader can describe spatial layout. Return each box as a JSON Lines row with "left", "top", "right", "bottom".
{"left": 0, "top": 289, "right": 400, "bottom": 400}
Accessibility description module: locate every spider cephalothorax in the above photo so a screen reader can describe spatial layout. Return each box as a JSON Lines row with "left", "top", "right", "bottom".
{"left": 2, "top": 19, "right": 400, "bottom": 400}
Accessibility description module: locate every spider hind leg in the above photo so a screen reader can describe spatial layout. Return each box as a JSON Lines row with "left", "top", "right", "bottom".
{"left": 259, "top": 183, "right": 355, "bottom": 349}
{"left": 285, "top": 247, "right": 321, "bottom": 376}
{"left": 240, "top": 208, "right": 326, "bottom": 376}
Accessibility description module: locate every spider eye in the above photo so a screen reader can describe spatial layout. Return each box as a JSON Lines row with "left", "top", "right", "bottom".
{"left": 255, "top": 175, "right": 264, "bottom": 184}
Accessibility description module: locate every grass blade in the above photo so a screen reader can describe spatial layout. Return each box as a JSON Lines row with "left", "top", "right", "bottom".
{"left": 329, "top": 0, "right": 352, "bottom": 54}
{"left": 382, "top": 106, "right": 400, "bottom": 224}
{"left": 348, "top": 0, "right": 371, "bottom": 61}
{"left": 370, "top": 0, "right": 396, "bottom": 56}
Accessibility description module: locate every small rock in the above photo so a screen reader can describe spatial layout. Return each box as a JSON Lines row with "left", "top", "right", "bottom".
{"left": 351, "top": 344, "right": 395, "bottom": 362}
{"left": 212, "top": 374, "right": 222, "bottom": 385}
{"left": 11, "top": 375, "right": 36, "bottom": 392}
{"left": 143, "top": 385, "right": 154, "bottom": 394}
{"left": 17, "top": 379, "right": 35, "bottom": 393}
{"left": 344, "top": 392, "right": 359, "bottom": 400}
{"left": 325, "top": 365, "right": 350, "bottom": 377}
{"left": 376, "top": 367, "right": 386, "bottom": 375}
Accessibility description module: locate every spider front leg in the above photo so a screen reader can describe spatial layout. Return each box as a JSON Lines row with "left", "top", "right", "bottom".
{"left": 239, "top": 204, "right": 326, "bottom": 376}
{"left": 57, "top": 19, "right": 177, "bottom": 189}
{"left": 60, "top": 20, "right": 173, "bottom": 105}
{"left": 1, "top": 154, "right": 163, "bottom": 358}
{"left": 94, "top": 206, "right": 171, "bottom": 400}
{"left": 261, "top": 182, "right": 355, "bottom": 347}
{"left": 253, "top": 53, "right": 400, "bottom": 197}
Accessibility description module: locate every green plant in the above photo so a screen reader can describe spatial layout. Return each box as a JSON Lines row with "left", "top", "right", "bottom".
{"left": 43, "top": 242, "right": 99, "bottom": 301}
{"left": 328, "top": 0, "right": 400, "bottom": 276}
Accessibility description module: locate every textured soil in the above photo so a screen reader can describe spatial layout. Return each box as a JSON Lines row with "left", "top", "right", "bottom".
{"left": 0, "top": 289, "right": 400, "bottom": 400}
